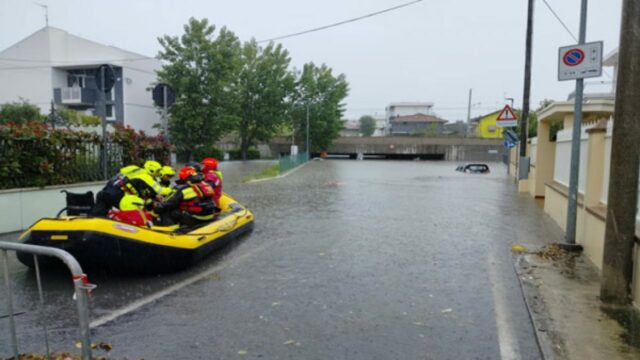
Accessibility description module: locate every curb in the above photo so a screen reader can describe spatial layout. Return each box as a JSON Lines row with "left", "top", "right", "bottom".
{"left": 244, "top": 159, "right": 316, "bottom": 184}
{"left": 512, "top": 253, "right": 557, "bottom": 360}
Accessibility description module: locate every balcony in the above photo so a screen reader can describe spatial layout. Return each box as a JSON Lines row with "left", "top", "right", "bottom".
{"left": 53, "top": 87, "right": 97, "bottom": 107}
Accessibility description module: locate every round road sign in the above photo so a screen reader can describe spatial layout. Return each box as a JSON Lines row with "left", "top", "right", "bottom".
{"left": 562, "top": 48, "right": 585, "bottom": 67}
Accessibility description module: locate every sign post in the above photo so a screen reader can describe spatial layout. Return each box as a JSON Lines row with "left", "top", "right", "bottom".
{"left": 557, "top": 0, "right": 602, "bottom": 248}
{"left": 152, "top": 83, "right": 175, "bottom": 140}
{"left": 496, "top": 105, "right": 518, "bottom": 128}
{"left": 95, "top": 64, "right": 115, "bottom": 179}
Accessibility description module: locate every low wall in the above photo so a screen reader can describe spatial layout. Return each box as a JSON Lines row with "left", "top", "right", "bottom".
{"left": 0, "top": 182, "right": 103, "bottom": 233}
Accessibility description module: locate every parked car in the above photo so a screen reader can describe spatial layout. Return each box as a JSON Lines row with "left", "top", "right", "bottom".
{"left": 455, "top": 163, "right": 490, "bottom": 174}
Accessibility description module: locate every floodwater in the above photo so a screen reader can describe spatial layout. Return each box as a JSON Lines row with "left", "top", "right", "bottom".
{"left": 0, "top": 160, "right": 566, "bottom": 359}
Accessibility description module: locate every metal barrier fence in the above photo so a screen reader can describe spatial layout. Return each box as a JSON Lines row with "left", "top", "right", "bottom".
{"left": 0, "top": 241, "right": 94, "bottom": 360}
{"left": 279, "top": 152, "right": 309, "bottom": 174}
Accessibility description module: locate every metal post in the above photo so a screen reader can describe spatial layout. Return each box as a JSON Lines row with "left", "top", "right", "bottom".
{"left": 163, "top": 85, "right": 169, "bottom": 140}
{"left": 306, "top": 103, "right": 310, "bottom": 159}
{"left": 34, "top": 255, "right": 51, "bottom": 358}
{"left": 2, "top": 250, "right": 19, "bottom": 359}
{"left": 73, "top": 276, "right": 93, "bottom": 360}
{"left": 564, "top": 0, "right": 588, "bottom": 246}
{"left": 100, "top": 67, "right": 108, "bottom": 180}
{"left": 50, "top": 100, "right": 56, "bottom": 130}
{"left": 600, "top": 0, "right": 640, "bottom": 304}
{"left": 466, "top": 89, "right": 472, "bottom": 138}
{"left": 519, "top": 0, "right": 535, "bottom": 178}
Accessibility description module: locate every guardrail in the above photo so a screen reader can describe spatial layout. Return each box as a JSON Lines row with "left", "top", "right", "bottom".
{"left": 0, "top": 241, "right": 95, "bottom": 360}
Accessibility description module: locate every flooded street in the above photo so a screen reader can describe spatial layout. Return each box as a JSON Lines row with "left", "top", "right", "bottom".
{"left": 1, "top": 160, "right": 566, "bottom": 359}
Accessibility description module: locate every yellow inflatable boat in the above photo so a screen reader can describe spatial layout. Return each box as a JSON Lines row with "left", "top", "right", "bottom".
{"left": 17, "top": 193, "right": 254, "bottom": 273}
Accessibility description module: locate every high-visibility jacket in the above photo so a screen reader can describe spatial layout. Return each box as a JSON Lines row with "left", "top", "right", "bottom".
{"left": 110, "top": 166, "right": 162, "bottom": 199}
{"left": 203, "top": 170, "right": 222, "bottom": 208}
{"left": 155, "top": 181, "right": 216, "bottom": 221}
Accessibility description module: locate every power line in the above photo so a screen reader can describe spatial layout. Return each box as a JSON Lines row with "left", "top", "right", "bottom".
{"left": 0, "top": 56, "right": 153, "bottom": 64}
{"left": 541, "top": 0, "right": 578, "bottom": 42}
{"left": 257, "top": 0, "right": 423, "bottom": 43}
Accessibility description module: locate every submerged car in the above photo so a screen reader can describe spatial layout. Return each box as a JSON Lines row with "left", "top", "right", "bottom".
{"left": 455, "top": 163, "right": 490, "bottom": 174}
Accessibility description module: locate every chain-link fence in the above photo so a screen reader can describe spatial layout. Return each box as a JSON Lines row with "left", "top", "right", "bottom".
{"left": 279, "top": 152, "right": 309, "bottom": 174}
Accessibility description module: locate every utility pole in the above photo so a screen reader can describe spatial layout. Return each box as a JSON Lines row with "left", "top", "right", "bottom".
{"left": 34, "top": 3, "right": 48, "bottom": 27}
{"left": 100, "top": 67, "right": 108, "bottom": 180}
{"left": 564, "top": 0, "right": 588, "bottom": 247}
{"left": 600, "top": 0, "right": 640, "bottom": 305}
{"left": 520, "top": 0, "right": 534, "bottom": 166}
{"left": 306, "top": 103, "right": 310, "bottom": 159}
{"left": 466, "top": 88, "right": 472, "bottom": 137}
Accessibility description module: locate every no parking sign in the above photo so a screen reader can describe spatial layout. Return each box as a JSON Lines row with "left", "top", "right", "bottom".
{"left": 558, "top": 41, "right": 603, "bottom": 81}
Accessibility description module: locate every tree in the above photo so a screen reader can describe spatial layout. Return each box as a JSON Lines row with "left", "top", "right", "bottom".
{"left": 157, "top": 18, "right": 242, "bottom": 160}
{"left": 56, "top": 107, "right": 101, "bottom": 128}
{"left": 0, "top": 100, "right": 43, "bottom": 124}
{"left": 233, "top": 40, "right": 295, "bottom": 160}
{"left": 359, "top": 115, "right": 376, "bottom": 137}
{"left": 290, "top": 63, "right": 349, "bottom": 153}
{"left": 528, "top": 98, "right": 554, "bottom": 138}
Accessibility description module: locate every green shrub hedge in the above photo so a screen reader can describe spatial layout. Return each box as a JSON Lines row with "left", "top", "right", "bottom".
{"left": 0, "top": 122, "right": 171, "bottom": 189}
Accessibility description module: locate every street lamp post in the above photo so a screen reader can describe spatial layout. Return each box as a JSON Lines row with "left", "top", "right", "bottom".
{"left": 306, "top": 103, "right": 310, "bottom": 159}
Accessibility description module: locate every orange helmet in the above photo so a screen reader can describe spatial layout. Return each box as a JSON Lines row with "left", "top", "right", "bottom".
{"left": 178, "top": 166, "right": 197, "bottom": 181}
{"left": 202, "top": 157, "right": 218, "bottom": 172}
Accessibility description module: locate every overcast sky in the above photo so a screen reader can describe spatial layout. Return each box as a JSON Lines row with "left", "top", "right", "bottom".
{"left": 0, "top": 0, "right": 623, "bottom": 121}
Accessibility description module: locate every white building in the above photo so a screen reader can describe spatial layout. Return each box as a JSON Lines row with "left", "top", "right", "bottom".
{"left": 0, "top": 27, "right": 162, "bottom": 133}
{"left": 385, "top": 102, "right": 435, "bottom": 135}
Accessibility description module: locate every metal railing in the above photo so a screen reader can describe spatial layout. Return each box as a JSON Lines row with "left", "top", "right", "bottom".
{"left": 0, "top": 241, "right": 94, "bottom": 360}
{"left": 279, "top": 152, "right": 309, "bottom": 174}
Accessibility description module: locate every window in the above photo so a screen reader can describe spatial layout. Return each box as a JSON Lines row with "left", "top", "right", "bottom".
{"left": 68, "top": 74, "right": 85, "bottom": 88}
{"left": 106, "top": 104, "right": 115, "bottom": 120}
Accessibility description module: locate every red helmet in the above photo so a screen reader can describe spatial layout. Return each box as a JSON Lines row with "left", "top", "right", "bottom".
{"left": 178, "top": 166, "right": 196, "bottom": 181}
{"left": 202, "top": 157, "right": 218, "bottom": 171}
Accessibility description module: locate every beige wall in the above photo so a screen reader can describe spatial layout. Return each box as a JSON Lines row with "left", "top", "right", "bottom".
{"left": 583, "top": 211, "right": 606, "bottom": 269}
{"left": 531, "top": 121, "right": 557, "bottom": 197}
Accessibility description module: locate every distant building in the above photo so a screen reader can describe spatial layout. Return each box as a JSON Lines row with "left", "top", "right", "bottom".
{"left": 389, "top": 113, "right": 447, "bottom": 136}
{"left": 372, "top": 116, "right": 386, "bottom": 137}
{"left": 340, "top": 120, "right": 360, "bottom": 137}
{"left": 0, "top": 27, "right": 162, "bottom": 133}
{"left": 385, "top": 102, "right": 434, "bottom": 135}
{"left": 469, "top": 110, "right": 504, "bottom": 139}
{"left": 442, "top": 120, "right": 469, "bottom": 137}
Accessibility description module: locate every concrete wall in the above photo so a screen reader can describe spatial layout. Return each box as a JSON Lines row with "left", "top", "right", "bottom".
{"left": 538, "top": 117, "right": 640, "bottom": 307}
{"left": 122, "top": 63, "right": 162, "bottom": 134}
{"left": 0, "top": 182, "right": 103, "bottom": 233}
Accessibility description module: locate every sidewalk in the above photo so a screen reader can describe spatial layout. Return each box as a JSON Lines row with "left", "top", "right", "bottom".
{"left": 514, "top": 244, "right": 640, "bottom": 359}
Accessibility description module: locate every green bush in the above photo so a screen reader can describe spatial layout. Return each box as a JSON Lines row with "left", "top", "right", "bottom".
{"left": 228, "top": 148, "right": 260, "bottom": 160}
{"left": 0, "top": 122, "right": 172, "bottom": 189}
{"left": 193, "top": 145, "right": 225, "bottom": 162}
{"left": 0, "top": 101, "right": 44, "bottom": 124}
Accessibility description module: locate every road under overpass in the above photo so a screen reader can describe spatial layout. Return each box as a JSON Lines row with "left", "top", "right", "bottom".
{"left": 270, "top": 137, "right": 508, "bottom": 162}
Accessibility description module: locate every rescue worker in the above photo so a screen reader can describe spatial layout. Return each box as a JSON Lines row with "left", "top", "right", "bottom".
{"left": 202, "top": 157, "right": 223, "bottom": 181}
{"left": 91, "top": 160, "right": 163, "bottom": 216}
{"left": 158, "top": 165, "right": 176, "bottom": 197}
{"left": 201, "top": 157, "right": 223, "bottom": 209}
{"left": 154, "top": 166, "right": 217, "bottom": 226}
{"left": 107, "top": 193, "right": 153, "bottom": 227}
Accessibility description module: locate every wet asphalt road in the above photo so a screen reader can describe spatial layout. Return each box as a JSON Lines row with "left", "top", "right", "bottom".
{"left": 0, "top": 160, "right": 567, "bottom": 359}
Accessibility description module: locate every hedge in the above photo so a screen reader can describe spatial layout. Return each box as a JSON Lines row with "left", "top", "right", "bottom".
{"left": 0, "top": 122, "right": 171, "bottom": 189}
